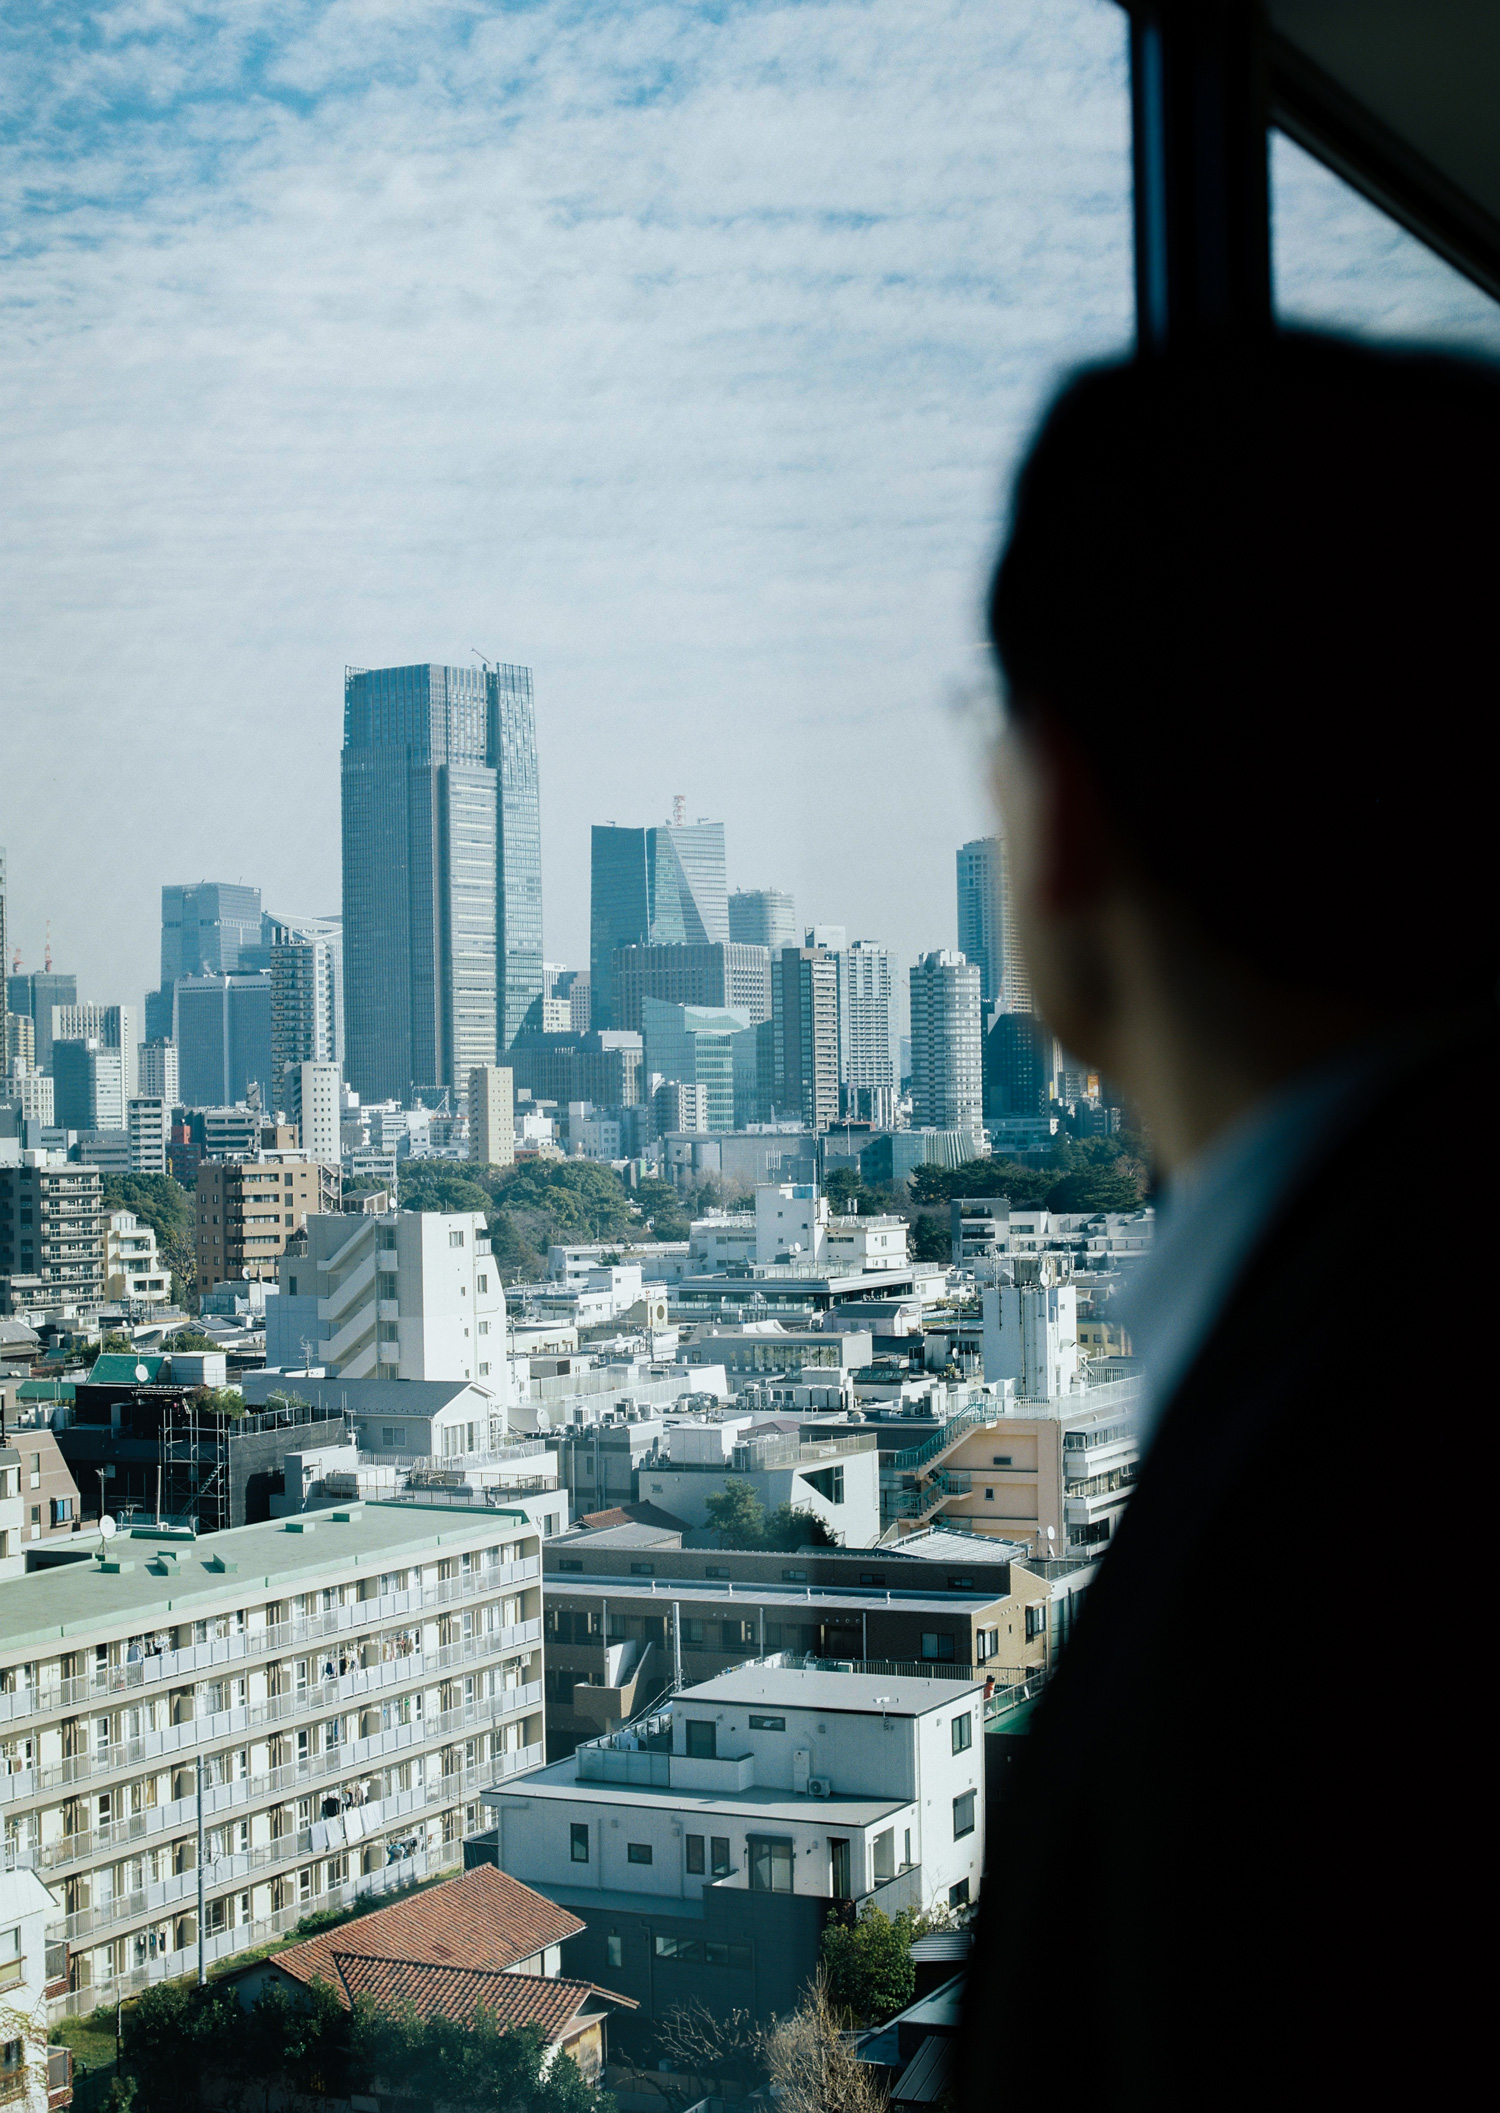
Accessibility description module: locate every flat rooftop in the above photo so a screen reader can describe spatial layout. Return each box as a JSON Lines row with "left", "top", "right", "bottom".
{"left": 543, "top": 1578, "right": 1006, "bottom": 1617}
{"left": 680, "top": 1664, "right": 984, "bottom": 1718}
{"left": 0, "top": 1500, "right": 532, "bottom": 1654}
{"left": 485, "top": 1767, "right": 906, "bottom": 1828}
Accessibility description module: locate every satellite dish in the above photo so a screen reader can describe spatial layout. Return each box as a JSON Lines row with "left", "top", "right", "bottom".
{"left": 99, "top": 1516, "right": 118, "bottom": 1540}
{"left": 134, "top": 1363, "right": 150, "bottom": 1384}
{"left": 1045, "top": 1526, "right": 1056, "bottom": 1541}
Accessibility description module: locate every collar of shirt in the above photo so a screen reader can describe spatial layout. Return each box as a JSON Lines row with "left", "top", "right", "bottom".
{"left": 1122, "top": 1031, "right": 1414, "bottom": 1453}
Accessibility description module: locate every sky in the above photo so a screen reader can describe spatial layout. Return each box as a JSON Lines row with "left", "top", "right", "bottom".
{"left": 3, "top": 0, "right": 1499, "bottom": 1032}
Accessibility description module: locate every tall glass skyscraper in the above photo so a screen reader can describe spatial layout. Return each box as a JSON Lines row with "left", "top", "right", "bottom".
{"left": 589, "top": 820, "right": 728, "bottom": 1029}
{"left": 956, "top": 833, "right": 1031, "bottom": 1014}
{"left": 341, "top": 662, "right": 542, "bottom": 1102}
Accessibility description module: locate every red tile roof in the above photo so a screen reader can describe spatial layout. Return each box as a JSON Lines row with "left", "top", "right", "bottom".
{"left": 271, "top": 1866, "right": 585, "bottom": 1995}
{"left": 579, "top": 1502, "right": 689, "bottom": 1532}
{"left": 330, "top": 1959, "right": 636, "bottom": 2037}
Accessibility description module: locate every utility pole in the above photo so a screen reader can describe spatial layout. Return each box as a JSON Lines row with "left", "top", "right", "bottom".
{"left": 672, "top": 1600, "right": 682, "bottom": 1691}
{"left": 196, "top": 1756, "right": 206, "bottom": 1988}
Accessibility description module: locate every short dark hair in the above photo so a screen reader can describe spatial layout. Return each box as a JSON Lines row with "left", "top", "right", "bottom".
{"left": 991, "top": 333, "right": 1500, "bottom": 1008}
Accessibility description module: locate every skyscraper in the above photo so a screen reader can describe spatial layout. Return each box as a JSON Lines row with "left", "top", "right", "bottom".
{"left": 51, "top": 1005, "right": 137, "bottom": 1099}
{"left": 909, "top": 950, "right": 984, "bottom": 1138}
{"left": 149, "top": 882, "right": 268, "bottom": 1041}
{"left": 728, "top": 888, "right": 798, "bottom": 952}
{"left": 270, "top": 926, "right": 338, "bottom": 1103}
{"left": 137, "top": 1038, "right": 180, "bottom": 1106}
{"left": 173, "top": 975, "right": 273, "bottom": 1108}
{"left": 468, "top": 1064, "right": 516, "bottom": 1168}
{"left": 836, "top": 940, "right": 895, "bottom": 1098}
{"left": 956, "top": 834, "right": 1031, "bottom": 1013}
{"left": 611, "top": 942, "right": 771, "bottom": 1034}
{"left": 5, "top": 972, "right": 78, "bottom": 1071}
{"left": 589, "top": 821, "right": 728, "bottom": 1029}
{"left": 52, "top": 1039, "right": 125, "bottom": 1132}
{"left": 641, "top": 997, "right": 757, "bottom": 1134}
{"left": 772, "top": 947, "right": 840, "bottom": 1131}
{"left": 341, "top": 661, "right": 543, "bottom": 1101}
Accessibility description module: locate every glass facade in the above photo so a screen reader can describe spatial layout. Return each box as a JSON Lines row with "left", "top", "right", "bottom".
{"left": 728, "top": 887, "right": 798, "bottom": 953}
{"left": 173, "top": 974, "right": 273, "bottom": 1108}
{"left": 641, "top": 997, "right": 756, "bottom": 1133}
{"left": 341, "top": 662, "right": 542, "bottom": 1100}
{"left": 589, "top": 821, "right": 729, "bottom": 1028}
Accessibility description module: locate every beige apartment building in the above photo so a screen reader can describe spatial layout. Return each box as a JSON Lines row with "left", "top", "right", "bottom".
{"left": 194, "top": 1154, "right": 340, "bottom": 1292}
{"left": 891, "top": 1377, "right": 1142, "bottom": 1564}
{"left": 0, "top": 1499, "right": 545, "bottom": 2015}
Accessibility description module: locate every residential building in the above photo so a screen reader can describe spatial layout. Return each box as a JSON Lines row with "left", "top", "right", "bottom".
{"left": 589, "top": 823, "right": 728, "bottom": 1030}
{"left": 0, "top": 1501, "right": 546, "bottom": 2010}
{"left": 4, "top": 974, "right": 78, "bottom": 1073}
{"left": 240, "top": 1372, "right": 515, "bottom": 1473}
{"left": 468, "top": 1065, "right": 516, "bottom": 1169}
{"left": 981, "top": 1262, "right": 1079, "bottom": 1402}
{"left": 909, "top": 953, "right": 982, "bottom": 1139}
{"left": 640, "top": 1424, "right": 880, "bottom": 1545}
{"left": 103, "top": 1211, "right": 170, "bottom": 1308}
{"left": 174, "top": 975, "right": 274, "bottom": 1109}
{"left": 270, "top": 928, "right": 339, "bottom": 1108}
{"left": 51, "top": 1041, "right": 124, "bottom": 1134}
{"left": 949, "top": 1196, "right": 1010, "bottom": 1271}
{"left": 653, "top": 1079, "right": 706, "bottom": 1137}
{"left": 0, "top": 1862, "right": 71, "bottom": 2108}
{"left": 267, "top": 1210, "right": 507, "bottom": 1387}
{"left": 342, "top": 662, "right": 543, "bottom": 1101}
{"left": 0, "top": 1159, "right": 103, "bottom": 1317}
{"left": 479, "top": 1662, "right": 984, "bottom": 2028}
{"left": 287, "top": 1062, "right": 341, "bottom": 1165}
{"left": 508, "top": 1034, "right": 642, "bottom": 1111}
{"left": 836, "top": 940, "right": 895, "bottom": 1101}
{"left": 7, "top": 1431, "right": 85, "bottom": 1552}
{"left": 1, "top": 1063, "right": 52, "bottom": 1128}
{"left": 126, "top": 1097, "right": 169, "bottom": 1177}
{"left": 70, "top": 1132, "right": 131, "bottom": 1175}
{"left": 136, "top": 1040, "right": 179, "bottom": 1107}
{"left": 4, "top": 1014, "right": 35, "bottom": 1070}
{"left": 611, "top": 943, "right": 771, "bottom": 1035}
{"left": 193, "top": 1156, "right": 340, "bottom": 1293}
{"left": 772, "top": 948, "right": 840, "bottom": 1132}
{"left": 230, "top": 1865, "right": 625, "bottom": 2084}
{"left": 727, "top": 888, "right": 797, "bottom": 953}
{"left": 688, "top": 1185, "right": 908, "bottom": 1276}
{"left": 0, "top": 1448, "right": 22, "bottom": 1580}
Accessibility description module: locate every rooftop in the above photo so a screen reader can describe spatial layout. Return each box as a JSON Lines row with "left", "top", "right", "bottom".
{"left": 677, "top": 1663, "right": 984, "bottom": 1718}
{"left": 0, "top": 1499, "right": 532, "bottom": 1654}
{"left": 542, "top": 1576, "right": 1006, "bottom": 1617}
{"left": 267, "top": 1865, "right": 583, "bottom": 1994}
{"left": 486, "top": 1769, "right": 907, "bottom": 1828}
{"left": 241, "top": 1374, "right": 497, "bottom": 1413}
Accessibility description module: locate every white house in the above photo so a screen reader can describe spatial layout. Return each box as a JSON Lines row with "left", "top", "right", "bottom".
{"left": 103, "top": 1209, "right": 171, "bottom": 1307}
{"left": 689, "top": 1185, "right": 909, "bottom": 1277}
{"left": 641, "top": 1425, "right": 881, "bottom": 1546}
{"left": 0, "top": 1865, "right": 67, "bottom": 2110}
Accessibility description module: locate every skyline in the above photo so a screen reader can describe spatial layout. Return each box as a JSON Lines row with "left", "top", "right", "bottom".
{"left": 5, "top": 1, "right": 1500, "bottom": 1020}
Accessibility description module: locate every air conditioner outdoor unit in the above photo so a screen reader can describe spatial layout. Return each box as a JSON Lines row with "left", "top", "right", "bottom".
{"left": 808, "top": 1777, "right": 832, "bottom": 1798}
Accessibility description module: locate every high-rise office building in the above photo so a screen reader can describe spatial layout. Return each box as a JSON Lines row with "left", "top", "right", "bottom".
{"left": 137, "top": 1037, "right": 180, "bottom": 1106}
{"left": 469, "top": 1064, "right": 516, "bottom": 1168}
{"left": 51, "top": 1005, "right": 137, "bottom": 1099}
{"left": 148, "top": 881, "right": 270, "bottom": 1041}
{"left": 174, "top": 974, "right": 273, "bottom": 1107}
{"left": 909, "top": 950, "right": 984, "bottom": 1138}
{"left": 52, "top": 1039, "right": 126, "bottom": 1132}
{"left": 957, "top": 832, "right": 1032, "bottom": 1015}
{"left": 984, "top": 1010, "right": 1055, "bottom": 1118}
{"left": 342, "top": 662, "right": 543, "bottom": 1101}
{"left": 772, "top": 947, "right": 840, "bottom": 1131}
{"left": 0, "top": 846, "right": 7, "bottom": 1006}
{"left": 611, "top": 941, "right": 771, "bottom": 1035}
{"left": 641, "top": 998, "right": 757, "bottom": 1134}
{"left": 835, "top": 940, "right": 895, "bottom": 1097}
{"left": 589, "top": 821, "right": 728, "bottom": 1029}
{"left": 5, "top": 971, "right": 78, "bottom": 1070}
{"left": 728, "top": 888, "right": 798, "bottom": 953}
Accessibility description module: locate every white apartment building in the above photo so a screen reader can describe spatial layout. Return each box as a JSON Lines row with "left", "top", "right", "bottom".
{"left": 689, "top": 1184, "right": 908, "bottom": 1276}
{"left": 0, "top": 1450, "right": 24, "bottom": 1582}
{"left": 268, "top": 1211, "right": 509, "bottom": 1392}
{"left": 289, "top": 1062, "right": 341, "bottom": 1167}
{"left": 2, "top": 1063, "right": 53, "bottom": 1129}
{"left": 468, "top": 1066, "right": 516, "bottom": 1169}
{"left": 136, "top": 1039, "right": 180, "bottom": 1107}
{"left": 909, "top": 952, "right": 983, "bottom": 1139}
{"left": 0, "top": 1501, "right": 546, "bottom": 2015}
{"left": 483, "top": 1662, "right": 983, "bottom": 2022}
{"left": 103, "top": 1210, "right": 171, "bottom": 1308}
{"left": 127, "top": 1095, "right": 170, "bottom": 1177}
{"left": 0, "top": 1862, "right": 70, "bottom": 2111}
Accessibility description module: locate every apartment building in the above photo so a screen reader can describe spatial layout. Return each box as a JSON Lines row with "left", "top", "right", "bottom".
{"left": 193, "top": 1156, "right": 340, "bottom": 1293}
{"left": 0, "top": 1500, "right": 546, "bottom": 2015}
{"left": 103, "top": 1212, "right": 170, "bottom": 1309}
{"left": 267, "top": 1211, "right": 507, "bottom": 1388}
{"left": 126, "top": 1097, "right": 170, "bottom": 1178}
{"left": 480, "top": 1661, "right": 984, "bottom": 2031}
{"left": 541, "top": 1544, "right": 1046, "bottom": 1755}
{"left": 0, "top": 1862, "right": 71, "bottom": 2110}
{"left": 0, "top": 1158, "right": 104, "bottom": 1321}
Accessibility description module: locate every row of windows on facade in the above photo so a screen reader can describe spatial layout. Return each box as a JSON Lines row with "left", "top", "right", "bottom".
{"left": 565, "top": 1802, "right": 973, "bottom": 1887}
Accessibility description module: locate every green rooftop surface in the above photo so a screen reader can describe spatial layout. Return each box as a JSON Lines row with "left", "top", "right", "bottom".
{"left": 13, "top": 1379, "right": 76, "bottom": 1402}
{"left": 85, "top": 1353, "right": 167, "bottom": 1385}
{"left": 0, "top": 1501, "right": 532, "bottom": 1657}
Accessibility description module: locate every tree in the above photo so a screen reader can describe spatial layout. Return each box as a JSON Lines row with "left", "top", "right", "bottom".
{"left": 907, "top": 1215, "right": 951, "bottom": 1264}
{"left": 704, "top": 1481, "right": 767, "bottom": 1550}
{"left": 163, "top": 1327, "right": 217, "bottom": 1353}
{"left": 1044, "top": 1168, "right": 1145, "bottom": 1213}
{"left": 762, "top": 1502, "right": 837, "bottom": 1551}
{"left": 393, "top": 1165, "right": 496, "bottom": 1217}
{"left": 655, "top": 1999, "right": 762, "bottom": 2090}
{"left": 101, "top": 1171, "right": 195, "bottom": 1298}
{"left": 121, "top": 1981, "right": 232, "bottom": 2111}
{"left": 763, "top": 1979, "right": 888, "bottom": 2113}
{"left": 633, "top": 1177, "right": 690, "bottom": 1241}
{"left": 188, "top": 1384, "right": 245, "bottom": 1417}
{"left": 820, "top": 1905, "right": 916, "bottom": 2027}
{"left": 100, "top": 1329, "right": 135, "bottom": 1353}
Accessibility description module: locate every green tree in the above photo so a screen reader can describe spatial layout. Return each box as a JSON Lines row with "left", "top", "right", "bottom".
{"left": 1044, "top": 1168, "right": 1145, "bottom": 1213}
{"left": 100, "top": 1329, "right": 135, "bottom": 1354}
{"left": 162, "top": 1327, "right": 217, "bottom": 1353}
{"left": 819, "top": 1904, "right": 916, "bottom": 2026}
{"left": 393, "top": 1164, "right": 497, "bottom": 1217}
{"left": 633, "top": 1176, "right": 690, "bottom": 1241}
{"left": 762, "top": 1502, "right": 837, "bottom": 1551}
{"left": 907, "top": 1215, "right": 951, "bottom": 1263}
{"left": 121, "top": 1981, "right": 232, "bottom": 2111}
{"left": 101, "top": 1171, "right": 196, "bottom": 1297}
{"left": 705, "top": 1481, "right": 767, "bottom": 1550}
{"left": 188, "top": 1384, "right": 246, "bottom": 1418}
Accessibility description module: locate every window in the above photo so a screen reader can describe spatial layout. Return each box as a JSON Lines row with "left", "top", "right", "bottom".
{"left": 571, "top": 1823, "right": 589, "bottom": 1864}
{"left": 921, "top": 1632, "right": 956, "bottom": 1662}
{"left": 952, "top": 1713, "right": 973, "bottom": 1754}
{"left": 556, "top": 1558, "right": 582, "bottom": 1572}
{"left": 606, "top": 1932, "right": 623, "bottom": 1970}
{"left": 873, "top": 1827, "right": 895, "bottom": 1882}
{"left": 449, "top": 1230, "right": 465, "bottom": 1248}
{"left": 1025, "top": 1603, "right": 1048, "bottom": 1641}
{"left": 654, "top": 1935, "right": 752, "bottom": 1968}
{"left": 704, "top": 1565, "right": 727, "bottom": 1578}
{"left": 953, "top": 1791, "right": 976, "bottom": 1840}
{"left": 0, "top": 1926, "right": 20, "bottom": 1989}
{"left": 859, "top": 1572, "right": 885, "bottom": 1586}
{"left": 748, "top": 1714, "right": 785, "bottom": 1731}
{"left": 748, "top": 1837, "right": 793, "bottom": 1893}
{"left": 685, "top": 1721, "right": 716, "bottom": 1759}
{"left": 992, "top": 1455, "right": 1012, "bottom": 1466}
{"left": 984, "top": 1488, "right": 994, "bottom": 1501}
{"left": 976, "top": 1627, "right": 999, "bottom": 1664}
{"left": 685, "top": 1835, "right": 705, "bottom": 1874}
{"left": 711, "top": 1836, "right": 731, "bottom": 1877}
{"left": 682, "top": 1620, "right": 704, "bottom": 1646}
{"left": 630, "top": 1562, "right": 654, "bottom": 1576}
{"left": 627, "top": 1842, "right": 653, "bottom": 1865}
{"left": 949, "top": 1878, "right": 971, "bottom": 1908}
{"left": 476, "top": 1272, "right": 488, "bottom": 1292}
{"left": 782, "top": 1568, "right": 806, "bottom": 1582}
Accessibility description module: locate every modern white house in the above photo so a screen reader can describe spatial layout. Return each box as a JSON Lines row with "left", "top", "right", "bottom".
{"left": 266, "top": 1210, "right": 509, "bottom": 1391}
{"left": 639, "top": 1422, "right": 881, "bottom": 1546}
{"left": 103, "top": 1210, "right": 171, "bottom": 1308}
{"left": 0, "top": 1864, "right": 69, "bottom": 2111}
{"left": 689, "top": 1183, "right": 909, "bottom": 1275}
{"left": 479, "top": 1660, "right": 983, "bottom": 2027}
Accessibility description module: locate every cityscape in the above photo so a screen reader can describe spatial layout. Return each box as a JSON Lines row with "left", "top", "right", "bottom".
{"left": 1, "top": 653, "right": 1149, "bottom": 2109}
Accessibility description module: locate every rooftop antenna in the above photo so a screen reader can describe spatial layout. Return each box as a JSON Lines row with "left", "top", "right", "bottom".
{"left": 672, "top": 794, "right": 686, "bottom": 827}
{"left": 44, "top": 923, "right": 52, "bottom": 972}
{"left": 472, "top": 649, "right": 492, "bottom": 670}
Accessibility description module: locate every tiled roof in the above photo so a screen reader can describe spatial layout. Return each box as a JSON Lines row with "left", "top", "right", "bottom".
{"left": 271, "top": 1867, "right": 584, "bottom": 1994}
{"left": 330, "top": 1960, "right": 634, "bottom": 2037}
